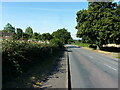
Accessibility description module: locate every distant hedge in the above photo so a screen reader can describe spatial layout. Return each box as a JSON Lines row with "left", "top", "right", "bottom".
{"left": 2, "top": 40, "right": 63, "bottom": 83}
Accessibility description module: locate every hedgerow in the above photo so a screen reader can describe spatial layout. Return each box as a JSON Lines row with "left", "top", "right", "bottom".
{"left": 2, "top": 40, "right": 63, "bottom": 83}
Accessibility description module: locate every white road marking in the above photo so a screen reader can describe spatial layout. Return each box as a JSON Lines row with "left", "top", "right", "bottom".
{"left": 104, "top": 63, "right": 117, "bottom": 71}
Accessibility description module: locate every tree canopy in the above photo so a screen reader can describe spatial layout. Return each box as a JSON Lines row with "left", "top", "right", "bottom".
{"left": 25, "top": 27, "right": 33, "bottom": 39}
{"left": 52, "top": 28, "right": 72, "bottom": 44}
{"left": 25, "top": 27, "right": 33, "bottom": 35}
{"left": 2, "top": 23, "right": 73, "bottom": 43}
{"left": 76, "top": 2, "right": 120, "bottom": 47}
{"left": 3, "top": 23, "right": 15, "bottom": 33}
{"left": 41, "top": 33, "right": 53, "bottom": 41}
{"left": 16, "top": 28, "right": 23, "bottom": 40}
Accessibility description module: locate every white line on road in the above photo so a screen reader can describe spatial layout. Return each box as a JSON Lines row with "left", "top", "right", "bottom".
{"left": 104, "top": 63, "right": 117, "bottom": 71}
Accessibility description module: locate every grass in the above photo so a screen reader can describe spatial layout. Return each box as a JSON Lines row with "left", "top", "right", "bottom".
{"left": 71, "top": 42, "right": 90, "bottom": 47}
{"left": 116, "top": 56, "right": 120, "bottom": 59}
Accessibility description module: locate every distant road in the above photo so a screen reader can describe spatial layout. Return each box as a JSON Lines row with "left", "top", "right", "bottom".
{"left": 66, "top": 45, "right": 118, "bottom": 88}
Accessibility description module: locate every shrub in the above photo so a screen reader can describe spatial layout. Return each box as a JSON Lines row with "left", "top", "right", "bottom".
{"left": 2, "top": 40, "right": 63, "bottom": 83}
{"left": 50, "top": 38, "right": 63, "bottom": 48}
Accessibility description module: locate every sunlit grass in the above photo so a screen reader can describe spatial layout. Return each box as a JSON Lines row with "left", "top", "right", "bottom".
{"left": 71, "top": 42, "right": 90, "bottom": 47}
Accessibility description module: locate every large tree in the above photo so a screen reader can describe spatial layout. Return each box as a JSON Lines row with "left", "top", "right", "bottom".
{"left": 76, "top": 2, "right": 120, "bottom": 48}
{"left": 52, "top": 28, "right": 72, "bottom": 44}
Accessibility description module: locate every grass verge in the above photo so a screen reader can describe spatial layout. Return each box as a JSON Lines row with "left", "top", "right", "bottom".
{"left": 71, "top": 42, "right": 90, "bottom": 47}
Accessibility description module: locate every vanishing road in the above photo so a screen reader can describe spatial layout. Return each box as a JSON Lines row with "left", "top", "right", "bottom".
{"left": 67, "top": 45, "right": 118, "bottom": 88}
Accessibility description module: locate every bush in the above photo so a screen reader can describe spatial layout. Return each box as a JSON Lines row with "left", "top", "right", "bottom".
{"left": 50, "top": 38, "right": 63, "bottom": 48}
{"left": 2, "top": 40, "right": 63, "bottom": 83}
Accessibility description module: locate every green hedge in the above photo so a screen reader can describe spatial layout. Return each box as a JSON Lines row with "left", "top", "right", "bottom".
{"left": 2, "top": 40, "right": 63, "bottom": 83}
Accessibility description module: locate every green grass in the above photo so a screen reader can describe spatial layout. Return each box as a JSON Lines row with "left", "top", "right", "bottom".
{"left": 71, "top": 42, "right": 90, "bottom": 47}
{"left": 116, "top": 56, "right": 120, "bottom": 59}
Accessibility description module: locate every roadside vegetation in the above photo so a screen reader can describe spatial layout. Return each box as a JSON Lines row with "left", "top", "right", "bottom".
{"left": 2, "top": 40, "right": 63, "bottom": 84}
{"left": 71, "top": 41, "right": 90, "bottom": 47}
{"left": 75, "top": 2, "right": 120, "bottom": 49}
{"left": 1, "top": 1, "right": 120, "bottom": 88}
{"left": 1, "top": 23, "right": 73, "bottom": 87}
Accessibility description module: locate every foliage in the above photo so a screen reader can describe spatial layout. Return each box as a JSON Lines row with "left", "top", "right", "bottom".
{"left": 16, "top": 28, "right": 23, "bottom": 40}
{"left": 2, "top": 40, "right": 63, "bottom": 83}
{"left": 52, "top": 28, "right": 72, "bottom": 44}
{"left": 33, "top": 32, "right": 39, "bottom": 40}
{"left": 23, "top": 33, "right": 30, "bottom": 40}
{"left": 2, "top": 23, "right": 16, "bottom": 40}
{"left": 25, "top": 27, "right": 33, "bottom": 39}
{"left": 67, "top": 38, "right": 74, "bottom": 44}
{"left": 72, "top": 42, "right": 90, "bottom": 47}
{"left": 41, "top": 33, "right": 53, "bottom": 41}
{"left": 50, "top": 38, "right": 63, "bottom": 48}
{"left": 76, "top": 2, "right": 120, "bottom": 47}
{"left": 3, "top": 23, "right": 15, "bottom": 33}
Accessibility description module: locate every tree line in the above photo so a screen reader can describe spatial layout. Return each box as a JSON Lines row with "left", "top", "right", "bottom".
{"left": 75, "top": 2, "right": 120, "bottom": 48}
{"left": 1, "top": 23, "right": 73, "bottom": 44}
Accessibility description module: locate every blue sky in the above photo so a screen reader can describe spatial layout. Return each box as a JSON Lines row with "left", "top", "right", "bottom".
{"left": 1, "top": 2, "right": 88, "bottom": 39}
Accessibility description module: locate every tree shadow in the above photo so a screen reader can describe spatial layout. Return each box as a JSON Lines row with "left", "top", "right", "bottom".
{"left": 100, "top": 47, "right": 120, "bottom": 53}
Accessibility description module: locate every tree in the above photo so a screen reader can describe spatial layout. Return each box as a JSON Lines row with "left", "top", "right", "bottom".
{"left": 68, "top": 38, "right": 74, "bottom": 44}
{"left": 38, "top": 34, "right": 42, "bottom": 40}
{"left": 76, "top": 2, "right": 120, "bottom": 48}
{"left": 52, "top": 28, "right": 72, "bottom": 44}
{"left": 41, "top": 33, "right": 53, "bottom": 41}
{"left": 25, "top": 27, "right": 33, "bottom": 38}
{"left": 2, "top": 23, "right": 16, "bottom": 40}
{"left": 50, "top": 38, "right": 63, "bottom": 48}
{"left": 23, "top": 33, "right": 30, "bottom": 40}
{"left": 3, "top": 23, "right": 15, "bottom": 33}
{"left": 16, "top": 28, "right": 23, "bottom": 40}
{"left": 33, "top": 32, "right": 39, "bottom": 38}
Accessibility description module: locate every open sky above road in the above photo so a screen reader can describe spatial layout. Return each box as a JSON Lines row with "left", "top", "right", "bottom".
{"left": 1, "top": 2, "right": 88, "bottom": 39}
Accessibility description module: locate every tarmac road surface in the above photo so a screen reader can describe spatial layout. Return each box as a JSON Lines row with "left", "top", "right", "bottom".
{"left": 67, "top": 45, "right": 118, "bottom": 88}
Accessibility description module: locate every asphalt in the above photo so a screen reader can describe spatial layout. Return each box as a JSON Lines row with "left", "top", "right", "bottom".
{"left": 41, "top": 51, "right": 68, "bottom": 88}
{"left": 67, "top": 45, "right": 118, "bottom": 88}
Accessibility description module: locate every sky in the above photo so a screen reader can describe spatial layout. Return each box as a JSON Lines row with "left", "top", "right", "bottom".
{"left": 1, "top": 2, "right": 89, "bottom": 39}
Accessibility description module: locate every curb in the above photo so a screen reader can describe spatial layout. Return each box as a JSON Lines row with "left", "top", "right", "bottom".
{"left": 65, "top": 49, "right": 68, "bottom": 88}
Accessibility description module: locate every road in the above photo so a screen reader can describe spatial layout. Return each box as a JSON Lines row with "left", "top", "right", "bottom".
{"left": 67, "top": 45, "right": 118, "bottom": 88}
